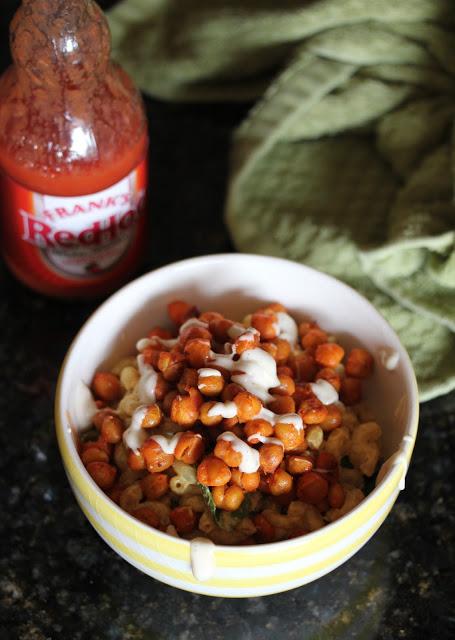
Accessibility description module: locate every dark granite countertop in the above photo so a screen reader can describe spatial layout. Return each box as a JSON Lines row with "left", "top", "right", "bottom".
{"left": 1, "top": 2, "right": 455, "bottom": 639}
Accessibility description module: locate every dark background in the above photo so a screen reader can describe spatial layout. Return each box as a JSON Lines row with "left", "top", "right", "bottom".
{"left": 1, "top": 1, "right": 455, "bottom": 639}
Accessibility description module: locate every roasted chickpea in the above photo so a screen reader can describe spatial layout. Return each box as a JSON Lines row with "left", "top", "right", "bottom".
{"left": 141, "top": 404, "right": 163, "bottom": 429}
{"left": 157, "top": 351, "right": 186, "bottom": 382}
{"left": 272, "top": 338, "right": 291, "bottom": 364}
{"left": 316, "top": 367, "right": 341, "bottom": 392}
{"left": 92, "top": 408, "right": 117, "bottom": 430}
{"left": 298, "top": 320, "right": 318, "bottom": 337}
{"left": 100, "top": 414, "right": 124, "bottom": 444}
{"left": 197, "top": 456, "right": 231, "bottom": 486}
{"left": 179, "top": 325, "right": 212, "bottom": 346}
{"left": 259, "top": 443, "right": 284, "bottom": 474}
{"left": 141, "top": 439, "right": 174, "bottom": 473}
{"left": 197, "top": 371, "right": 225, "bottom": 397}
{"left": 167, "top": 300, "right": 198, "bottom": 326}
{"left": 214, "top": 438, "right": 242, "bottom": 467}
{"left": 184, "top": 338, "right": 212, "bottom": 369}
{"left": 319, "top": 404, "right": 342, "bottom": 431}
{"left": 251, "top": 310, "right": 279, "bottom": 340}
{"left": 298, "top": 396, "right": 328, "bottom": 424}
{"left": 91, "top": 372, "right": 122, "bottom": 403}
{"left": 199, "top": 311, "right": 224, "bottom": 323}
{"left": 127, "top": 450, "right": 146, "bottom": 471}
{"left": 212, "top": 484, "right": 245, "bottom": 511}
{"left": 267, "top": 468, "right": 293, "bottom": 496}
{"left": 340, "top": 377, "right": 363, "bottom": 405}
{"left": 199, "top": 401, "right": 223, "bottom": 427}
{"left": 86, "top": 461, "right": 117, "bottom": 490}
{"left": 81, "top": 437, "right": 112, "bottom": 456}
{"left": 244, "top": 418, "right": 273, "bottom": 443}
{"left": 81, "top": 447, "right": 109, "bottom": 465}
{"left": 234, "top": 391, "right": 262, "bottom": 422}
{"left": 315, "top": 343, "right": 345, "bottom": 368}
{"left": 274, "top": 422, "right": 305, "bottom": 451}
{"left": 290, "top": 352, "right": 317, "bottom": 382}
{"left": 296, "top": 471, "right": 329, "bottom": 504}
{"left": 286, "top": 454, "right": 313, "bottom": 475}
{"left": 268, "top": 395, "right": 295, "bottom": 415}
{"left": 177, "top": 368, "right": 199, "bottom": 394}
{"left": 209, "top": 318, "right": 234, "bottom": 342}
{"left": 170, "top": 506, "right": 197, "bottom": 534}
{"left": 162, "top": 389, "right": 178, "bottom": 415}
{"left": 148, "top": 326, "right": 173, "bottom": 340}
{"left": 345, "top": 348, "right": 374, "bottom": 378}
{"left": 271, "top": 374, "right": 295, "bottom": 396}
{"left": 233, "top": 330, "right": 260, "bottom": 355}
{"left": 277, "top": 365, "right": 294, "bottom": 379}
{"left": 140, "top": 473, "right": 169, "bottom": 500}
{"left": 328, "top": 483, "right": 346, "bottom": 509}
{"left": 316, "top": 451, "right": 338, "bottom": 474}
{"left": 300, "top": 328, "right": 328, "bottom": 352}
{"left": 154, "top": 373, "right": 170, "bottom": 401}
{"left": 141, "top": 345, "right": 161, "bottom": 368}
{"left": 170, "top": 388, "right": 203, "bottom": 427}
{"left": 230, "top": 469, "right": 261, "bottom": 492}
{"left": 174, "top": 432, "right": 205, "bottom": 464}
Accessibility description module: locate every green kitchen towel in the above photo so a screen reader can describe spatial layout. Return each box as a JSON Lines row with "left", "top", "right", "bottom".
{"left": 109, "top": 0, "right": 455, "bottom": 401}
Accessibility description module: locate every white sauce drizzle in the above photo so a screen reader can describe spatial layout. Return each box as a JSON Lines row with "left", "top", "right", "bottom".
{"left": 190, "top": 537, "right": 216, "bottom": 581}
{"left": 231, "top": 348, "right": 281, "bottom": 403}
{"left": 379, "top": 348, "right": 400, "bottom": 371}
{"left": 217, "top": 431, "right": 260, "bottom": 473}
{"left": 123, "top": 405, "right": 149, "bottom": 452}
{"left": 136, "top": 317, "right": 209, "bottom": 353}
{"left": 247, "top": 433, "right": 284, "bottom": 447}
{"left": 309, "top": 379, "right": 339, "bottom": 405}
{"left": 137, "top": 355, "right": 158, "bottom": 403}
{"left": 207, "top": 401, "right": 237, "bottom": 419}
{"left": 150, "top": 432, "right": 201, "bottom": 455}
{"left": 197, "top": 368, "right": 222, "bottom": 378}
{"left": 276, "top": 311, "right": 298, "bottom": 345}
{"left": 72, "top": 380, "right": 98, "bottom": 430}
{"left": 254, "top": 407, "right": 304, "bottom": 431}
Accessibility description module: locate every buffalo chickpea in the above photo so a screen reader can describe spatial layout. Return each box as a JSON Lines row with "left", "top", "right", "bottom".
{"left": 268, "top": 395, "right": 296, "bottom": 415}
{"left": 148, "top": 326, "right": 173, "bottom": 340}
{"left": 315, "top": 342, "right": 345, "bottom": 368}
{"left": 162, "top": 390, "right": 178, "bottom": 415}
{"left": 259, "top": 443, "right": 284, "bottom": 474}
{"left": 212, "top": 484, "right": 245, "bottom": 511}
{"left": 290, "top": 352, "right": 317, "bottom": 382}
{"left": 316, "top": 451, "right": 338, "bottom": 474}
{"left": 268, "top": 468, "right": 293, "bottom": 496}
{"left": 170, "top": 388, "right": 203, "bottom": 427}
{"left": 167, "top": 300, "right": 198, "bottom": 326}
{"left": 199, "top": 311, "right": 224, "bottom": 323}
{"left": 277, "top": 365, "right": 294, "bottom": 379}
{"left": 316, "top": 367, "right": 341, "bottom": 392}
{"left": 234, "top": 391, "right": 262, "bottom": 422}
{"left": 100, "top": 414, "right": 124, "bottom": 443}
{"left": 170, "top": 506, "right": 197, "bottom": 534}
{"left": 298, "top": 320, "right": 318, "bottom": 337}
{"left": 174, "top": 432, "right": 205, "bottom": 464}
{"left": 91, "top": 372, "right": 122, "bottom": 403}
{"left": 345, "top": 348, "right": 374, "bottom": 378}
{"left": 271, "top": 374, "right": 295, "bottom": 397}
{"left": 157, "top": 351, "right": 186, "bottom": 382}
{"left": 341, "top": 377, "right": 363, "bottom": 405}
{"left": 197, "top": 371, "right": 225, "bottom": 397}
{"left": 301, "top": 328, "right": 328, "bottom": 352}
{"left": 209, "top": 318, "right": 234, "bottom": 342}
{"left": 127, "top": 450, "right": 146, "bottom": 471}
{"left": 233, "top": 330, "right": 260, "bottom": 355}
{"left": 230, "top": 469, "right": 261, "bottom": 492}
{"left": 179, "top": 325, "right": 212, "bottom": 346}
{"left": 178, "top": 368, "right": 199, "bottom": 394}
{"left": 92, "top": 408, "right": 116, "bottom": 430}
{"left": 214, "top": 439, "right": 242, "bottom": 467}
{"left": 140, "top": 473, "right": 169, "bottom": 500}
{"left": 251, "top": 310, "right": 279, "bottom": 340}
{"left": 221, "top": 383, "right": 244, "bottom": 402}
{"left": 261, "top": 342, "right": 278, "bottom": 359}
{"left": 154, "top": 373, "right": 170, "bottom": 401}
{"left": 86, "top": 461, "right": 117, "bottom": 490}
{"left": 319, "top": 404, "right": 342, "bottom": 431}
{"left": 287, "top": 454, "right": 313, "bottom": 475}
{"left": 141, "top": 439, "right": 174, "bottom": 473}
{"left": 197, "top": 456, "right": 231, "bottom": 486}
{"left": 298, "top": 396, "right": 328, "bottom": 424}
{"left": 296, "top": 471, "right": 329, "bottom": 504}
{"left": 272, "top": 338, "right": 291, "bottom": 364}
{"left": 266, "top": 302, "right": 287, "bottom": 313}
{"left": 244, "top": 419, "right": 273, "bottom": 443}
{"left": 184, "top": 338, "right": 212, "bottom": 369}
{"left": 328, "top": 483, "right": 346, "bottom": 509}
{"left": 199, "top": 401, "right": 223, "bottom": 427}
{"left": 132, "top": 506, "right": 160, "bottom": 529}
{"left": 141, "top": 404, "right": 163, "bottom": 429}
{"left": 81, "top": 447, "right": 109, "bottom": 465}
{"left": 141, "top": 344, "right": 161, "bottom": 368}
{"left": 253, "top": 513, "right": 276, "bottom": 543}
{"left": 274, "top": 422, "right": 305, "bottom": 451}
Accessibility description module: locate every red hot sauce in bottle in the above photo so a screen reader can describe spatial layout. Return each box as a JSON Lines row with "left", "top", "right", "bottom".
{"left": 0, "top": 0, "right": 148, "bottom": 298}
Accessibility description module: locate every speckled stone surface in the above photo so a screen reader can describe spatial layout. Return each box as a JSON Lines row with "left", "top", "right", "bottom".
{"left": 1, "top": 2, "right": 455, "bottom": 639}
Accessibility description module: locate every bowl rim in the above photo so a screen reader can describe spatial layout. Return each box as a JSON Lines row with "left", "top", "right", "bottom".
{"left": 55, "top": 252, "right": 419, "bottom": 554}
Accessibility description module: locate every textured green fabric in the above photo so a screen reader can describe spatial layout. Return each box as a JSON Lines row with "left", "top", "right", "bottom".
{"left": 109, "top": 0, "right": 455, "bottom": 401}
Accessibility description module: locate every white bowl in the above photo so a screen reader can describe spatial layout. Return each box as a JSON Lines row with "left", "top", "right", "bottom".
{"left": 55, "top": 254, "right": 419, "bottom": 597}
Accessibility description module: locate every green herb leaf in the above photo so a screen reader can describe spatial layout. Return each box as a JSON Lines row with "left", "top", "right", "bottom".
{"left": 197, "top": 484, "right": 252, "bottom": 531}
{"left": 197, "top": 483, "right": 221, "bottom": 526}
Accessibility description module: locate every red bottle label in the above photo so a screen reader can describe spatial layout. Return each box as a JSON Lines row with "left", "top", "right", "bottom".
{"left": 1, "top": 158, "right": 147, "bottom": 293}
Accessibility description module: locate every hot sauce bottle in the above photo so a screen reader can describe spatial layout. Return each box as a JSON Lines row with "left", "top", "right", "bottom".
{"left": 0, "top": 0, "right": 148, "bottom": 298}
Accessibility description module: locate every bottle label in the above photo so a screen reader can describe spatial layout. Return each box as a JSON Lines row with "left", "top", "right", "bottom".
{"left": 1, "top": 158, "right": 147, "bottom": 283}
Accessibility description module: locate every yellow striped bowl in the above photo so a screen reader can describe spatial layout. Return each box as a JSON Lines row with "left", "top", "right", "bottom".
{"left": 55, "top": 254, "right": 419, "bottom": 597}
